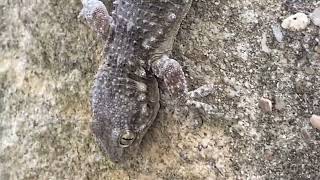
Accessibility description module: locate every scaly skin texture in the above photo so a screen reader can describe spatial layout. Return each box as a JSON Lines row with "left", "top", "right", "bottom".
{"left": 80, "top": 0, "right": 215, "bottom": 163}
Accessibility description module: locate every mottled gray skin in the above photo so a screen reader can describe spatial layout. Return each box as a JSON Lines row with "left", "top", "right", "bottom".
{"left": 81, "top": 0, "right": 193, "bottom": 162}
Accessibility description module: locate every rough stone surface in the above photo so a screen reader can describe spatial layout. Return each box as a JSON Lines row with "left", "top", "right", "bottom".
{"left": 1, "top": 0, "right": 320, "bottom": 179}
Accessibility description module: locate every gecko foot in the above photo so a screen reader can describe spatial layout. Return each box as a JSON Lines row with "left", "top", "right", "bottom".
{"left": 174, "top": 89, "right": 223, "bottom": 129}
{"left": 174, "top": 100, "right": 216, "bottom": 129}
{"left": 152, "top": 55, "right": 224, "bottom": 126}
{"left": 79, "top": 0, "right": 113, "bottom": 40}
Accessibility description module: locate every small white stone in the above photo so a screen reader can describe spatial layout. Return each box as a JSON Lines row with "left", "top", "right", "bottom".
{"left": 310, "top": 7, "right": 320, "bottom": 27}
{"left": 271, "top": 24, "right": 284, "bottom": 42}
{"left": 310, "top": 115, "right": 320, "bottom": 130}
{"left": 281, "top": 12, "right": 310, "bottom": 31}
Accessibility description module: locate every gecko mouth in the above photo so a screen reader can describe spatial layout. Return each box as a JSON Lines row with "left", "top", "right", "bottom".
{"left": 118, "top": 130, "right": 136, "bottom": 148}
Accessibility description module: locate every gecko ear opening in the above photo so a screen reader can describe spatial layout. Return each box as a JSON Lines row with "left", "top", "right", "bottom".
{"left": 118, "top": 130, "right": 136, "bottom": 147}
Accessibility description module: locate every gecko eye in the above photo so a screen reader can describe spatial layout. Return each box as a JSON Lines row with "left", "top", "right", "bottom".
{"left": 118, "top": 130, "right": 136, "bottom": 147}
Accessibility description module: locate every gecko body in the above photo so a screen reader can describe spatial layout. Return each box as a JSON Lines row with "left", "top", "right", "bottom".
{"left": 80, "top": 0, "right": 215, "bottom": 162}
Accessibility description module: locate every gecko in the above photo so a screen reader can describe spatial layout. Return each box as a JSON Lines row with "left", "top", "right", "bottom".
{"left": 79, "top": 0, "right": 216, "bottom": 163}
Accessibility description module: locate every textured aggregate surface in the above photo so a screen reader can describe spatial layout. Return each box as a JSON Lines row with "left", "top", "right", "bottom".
{"left": 1, "top": 0, "right": 320, "bottom": 179}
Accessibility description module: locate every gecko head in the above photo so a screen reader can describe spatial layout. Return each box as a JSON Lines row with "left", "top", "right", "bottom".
{"left": 91, "top": 114, "right": 151, "bottom": 163}
{"left": 91, "top": 71, "right": 160, "bottom": 163}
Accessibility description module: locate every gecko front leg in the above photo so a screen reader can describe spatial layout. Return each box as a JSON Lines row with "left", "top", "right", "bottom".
{"left": 79, "top": 0, "right": 113, "bottom": 40}
{"left": 152, "top": 55, "right": 188, "bottom": 103}
{"left": 152, "top": 55, "right": 219, "bottom": 122}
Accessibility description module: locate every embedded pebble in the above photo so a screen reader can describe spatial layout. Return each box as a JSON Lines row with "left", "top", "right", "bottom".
{"left": 261, "top": 32, "right": 271, "bottom": 53}
{"left": 310, "top": 115, "right": 320, "bottom": 130}
{"left": 271, "top": 24, "right": 284, "bottom": 42}
{"left": 281, "top": 13, "right": 310, "bottom": 31}
{"left": 310, "top": 7, "right": 320, "bottom": 27}
{"left": 258, "top": 98, "right": 272, "bottom": 112}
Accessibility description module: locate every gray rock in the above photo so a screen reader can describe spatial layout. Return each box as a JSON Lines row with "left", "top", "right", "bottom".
{"left": 310, "top": 7, "right": 320, "bottom": 27}
{"left": 259, "top": 98, "right": 273, "bottom": 112}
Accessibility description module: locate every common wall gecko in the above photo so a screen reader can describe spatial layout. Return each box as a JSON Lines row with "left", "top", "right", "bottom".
{"left": 79, "top": 0, "right": 215, "bottom": 163}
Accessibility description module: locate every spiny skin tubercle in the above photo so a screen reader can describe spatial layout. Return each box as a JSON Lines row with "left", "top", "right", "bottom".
{"left": 81, "top": 0, "right": 194, "bottom": 162}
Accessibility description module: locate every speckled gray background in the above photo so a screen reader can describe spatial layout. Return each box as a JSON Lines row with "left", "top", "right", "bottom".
{"left": 1, "top": 0, "right": 320, "bottom": 179}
